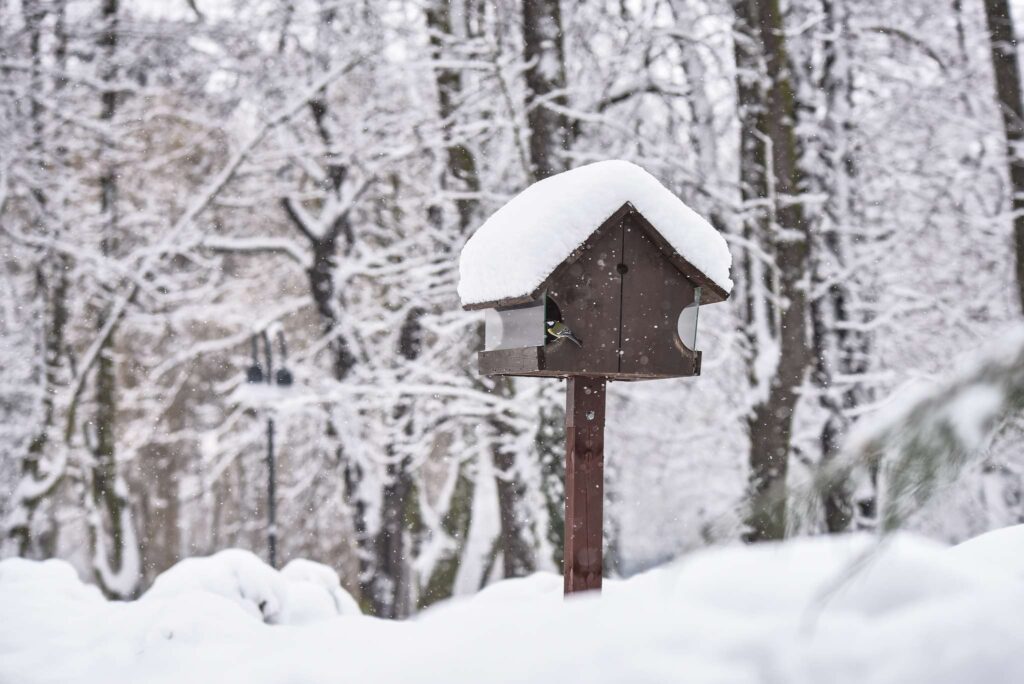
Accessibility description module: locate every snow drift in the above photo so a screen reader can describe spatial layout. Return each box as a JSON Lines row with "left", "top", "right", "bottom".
{"left": 1, "top": 529, "right": 1023, "bottom": 683}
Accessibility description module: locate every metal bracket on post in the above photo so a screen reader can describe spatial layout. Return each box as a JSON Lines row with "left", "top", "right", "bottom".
{"left": 564, "top": 376, "right": 606, "bottom": 594}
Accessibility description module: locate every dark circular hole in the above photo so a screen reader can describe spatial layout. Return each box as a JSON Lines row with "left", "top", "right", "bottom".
{"left": 616, "top": 263, "right": 629, "bottom": 275}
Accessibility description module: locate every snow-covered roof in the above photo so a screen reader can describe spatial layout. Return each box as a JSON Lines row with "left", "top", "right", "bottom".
{"left": 458, "top": 160, "right": 733, "bottom": 308}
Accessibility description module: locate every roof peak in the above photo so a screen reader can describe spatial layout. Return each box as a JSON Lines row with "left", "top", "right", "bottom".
{"left": 458, "top": 160, "right": 732, "bottom": 308}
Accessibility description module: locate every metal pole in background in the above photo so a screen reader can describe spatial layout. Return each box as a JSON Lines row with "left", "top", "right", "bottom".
{"left": 264, "top": 331, "right": 277, "bottom": 569}
{"left": 261, "top": 330, "right": 273, "bottom": 385}
{"left": 246, "top": 330, "right": 289, "bottom": 570}
{"left": 266, "top": 416, "right": 277, "bottom": 569}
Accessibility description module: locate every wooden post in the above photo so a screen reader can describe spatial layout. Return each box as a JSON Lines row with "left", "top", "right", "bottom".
{"left": 563, "top": 376, "right": 606, "bottom": 594}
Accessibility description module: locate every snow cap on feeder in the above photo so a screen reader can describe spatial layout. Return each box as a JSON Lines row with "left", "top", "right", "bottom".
{"left": 458, "top": 160, "right": 732, "bottom": 381}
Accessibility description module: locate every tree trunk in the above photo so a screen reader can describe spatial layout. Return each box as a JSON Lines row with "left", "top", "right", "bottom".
{"left": 425, "top": 0, "right": 481, "bottom": 229}
{"left": 733, "top": 0, "right": 812, "bottom": 541}
{"left": 369, "top": 458, "right": 415, "bottom": 618}
{"left": 508, "top": 0, "right": 576, "bottom": 576}
{"left": 84, "top": 0, "right": 139, "bottom": 598}
{"left": 982, "top": 0, "right": 1024, "bottom": 312}
{"left": 522, "top": 0, "right": 571, "bottom": 180}
{"left": 492, "top": 409, "right": 537, "bottom": 577}
{"left": 365, "top": 310, "right": 428, "bottom": 617}
{"left": 135, "top": 380, "right": 188, "bottom": 584}
{"left": 415, "top": 0, "right": 481, "bottom": 606}
{"left": 7, "top": 0, "right": 68, "bottom": 559}
{"left": 807, "top": 0, "right": 871, "bottom": 533}
{"left": 136, "top": 440, "right": 181, "bottom": 583}
{"left": 278, "top": 6, "right": 369, "bottom": 606}
{"left": 281, "top": 196, "right": 368, "bottom": 600}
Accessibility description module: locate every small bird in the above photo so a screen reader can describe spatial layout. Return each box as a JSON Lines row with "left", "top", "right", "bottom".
{"left": 547, "top": 320, "right": 582, "bottom": 347}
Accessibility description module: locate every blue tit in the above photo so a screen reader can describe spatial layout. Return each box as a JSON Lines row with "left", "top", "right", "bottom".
{"left": 546, "top": 320, "right": 582, "bottom": 347}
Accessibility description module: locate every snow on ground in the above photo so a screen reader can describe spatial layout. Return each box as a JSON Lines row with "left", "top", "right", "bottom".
{"left": 141, "top": 549, "right": 361, "bottom": 626}
{"left": 280, "top": 558, "right": 363, "bottom": 622}
{"left": 2, "top": 529, "right": 1023, "bottom": 683}
{"left": 947, "top": 524, "right": 1024, "bottom": 577}
{"left": 458, "top": 160, "right": 733, "bottom": 307}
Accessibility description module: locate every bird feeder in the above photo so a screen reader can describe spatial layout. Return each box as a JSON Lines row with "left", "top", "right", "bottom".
{"left": 458, "top": 160, "right": 732, "bottom": 594}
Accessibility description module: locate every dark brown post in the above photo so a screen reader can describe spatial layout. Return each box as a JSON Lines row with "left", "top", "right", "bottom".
{"left": 563, "top": 376, "right": 606, "bottom": 594}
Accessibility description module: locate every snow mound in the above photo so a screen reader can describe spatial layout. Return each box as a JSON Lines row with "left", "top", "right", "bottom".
{"left": 143, "top": 548, "right": 290, "bottom": 623}
{"left": 280, "top": 558, "right": 362, "bottom": 623}
{"left": 458, "top": 160, "right": 732, "bottom": 307}
{"left": 665, "top": 533, "right": 1012, "bottom": 617}
{"left": 0, "top": 556, "right": 104, "bottom": 605}
{"left": 141, "top": 549, "right": 360, "bottom": 625}
{"left": 468, "top": 570, "right": 565, "bottom": 605}
{"left": 2, "top": 532, "right": 1023, "bottom": 683}
{"left": 949, "top": 524, "right": 1024, "bottom": 577}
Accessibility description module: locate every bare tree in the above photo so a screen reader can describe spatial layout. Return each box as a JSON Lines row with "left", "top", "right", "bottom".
{"left": 522, "top": 0, "right": 571, "bottom": 180}
{"left": 82, "top": 0, "right": 141, "bottom": 598}
{"left": 805, "top": 0, "right": 874, "bottom": 532}
{"left": 6, "top": 0, "right": 69, "bottom": 559}
{"left": 732, "top": 0, "right": 812, "bottom": 541}
{"left": 982, "top": 0, "right": 1024, "bottom": 312}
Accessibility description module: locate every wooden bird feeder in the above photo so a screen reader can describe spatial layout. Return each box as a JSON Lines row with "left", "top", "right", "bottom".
{"left": 458, "top": 160, "right": 731, "bottom": 595}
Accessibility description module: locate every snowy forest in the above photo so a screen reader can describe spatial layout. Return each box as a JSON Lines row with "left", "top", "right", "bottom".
{"left": 4, "top": 0, "right": 1024, "bottom": 634}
